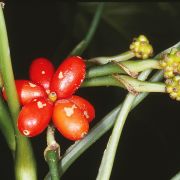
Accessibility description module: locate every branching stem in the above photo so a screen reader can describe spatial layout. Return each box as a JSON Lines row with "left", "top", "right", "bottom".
{"left": 86, "top": 59, "right": 161, "bottom": 78}
{"left": 82, "top": 74, "right": 165, "bottom": 94}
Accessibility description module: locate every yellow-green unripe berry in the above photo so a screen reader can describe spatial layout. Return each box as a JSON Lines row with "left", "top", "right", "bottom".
{"left": 165, "top": 75, "right": 180, "bottom": 101}
{"left": 137, "top": 35, "right": 149, "bottom": 43}
{"left": 159, "top": 49, "right": 180, "bottom": 79}
{"left": 130, "top": 35, "right": 153, "bottom": 59}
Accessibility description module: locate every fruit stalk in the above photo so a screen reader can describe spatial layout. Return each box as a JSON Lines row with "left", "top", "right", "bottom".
{"left": 44, "top": 125, "right": 60, "bottom": 180}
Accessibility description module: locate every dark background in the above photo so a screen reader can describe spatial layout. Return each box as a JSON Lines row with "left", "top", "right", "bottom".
{"left": 0, "top": 2, "right": 180, "bottom": 180}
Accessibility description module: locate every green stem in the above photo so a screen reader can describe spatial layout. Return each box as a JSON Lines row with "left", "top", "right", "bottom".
{"left": 46, "top": 151, "right": 60, "bottom": 180}
{"left": 97, "top": 94, "right": 136, "bottom": 180}
{"left": 87, "top": 50, "right": 135, "bottom": 65}
{"left": 96, "top": 70, "right": 150, "bottom": 180}
{"left": 0, "top": 96, "right": 15, "bottom": 155}
{"left": 113, "top": 74, "right": 165, "bottom": 93}
{"left": 15, "top": 140, "right": 37, "bottom": 180}
{"left": 82, "top": 74, "right": 165, "bottom": 93}
{"left": 170, "top": 171, "right": 180, "bottom": 180}
{"left": 69, "top": 3, "right": 104, "bottom": 56}
{"left": 86, "top": 59, "right": 160, "bottom": 78}
{"left": 0, "top": 6, "right": 37, "bottom": 180}
{"left": 45, "top": 125, "right": 60, "bottom": 180}
{"left": 0, "top": 71, "right": 3, "bottom": 87}
{"left": 0, "top": 8, "right": 20, "bottom": 126}
{"left": 83, "top": 75, "right": 124, "bottom": 88}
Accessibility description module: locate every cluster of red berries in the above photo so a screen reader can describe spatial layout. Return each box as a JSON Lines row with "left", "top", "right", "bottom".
{"left": 2, "top": 56, "right": 95, "bottom": 141}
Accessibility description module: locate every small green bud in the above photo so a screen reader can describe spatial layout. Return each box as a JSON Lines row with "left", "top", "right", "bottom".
{"left": 130, "top": 35, "right": 153, "bottom": 59}
{"left": 137, "top": 35, "right": 149, "bottom": 43}
{"left": 159, "top": 48, "right": 180, "bottom": 79}
{"left": 165, "top": 75, "right": 180, "bottom": 101}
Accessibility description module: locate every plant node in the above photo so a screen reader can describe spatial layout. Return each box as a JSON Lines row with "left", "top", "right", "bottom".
{"left": 0, "top": 2, "right": 5, "bottom": 8}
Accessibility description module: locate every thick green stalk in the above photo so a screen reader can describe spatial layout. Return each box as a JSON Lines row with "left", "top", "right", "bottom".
{"left": 46, "top": 151, "right": 60, "bottom": 180}
{"left": 96, "top": 70, "right": 150, "bottom": 180}
{"left": 0, "top": 8, "right": 20, "bottom": 125}
{"left": 0, "top": 71, "right": 3, "bottom": 87}
{"left": 86, "top": 59, "right": 160, "bottom": 78}
{"left": 0, "top": 96, "right": 15, "bottom": 154}
{"left": 113, "top": 74, "right": 165, "bottom": 93}
{"left": 0, "top": 6, "right": 37, "bottom": 180}
{"left": 82, "top": 74, "right": 165, "bottom": 93}
{"left": 69, "top": 3, "right": 104, "bottom": 56}
{"left": 171, "top": 171, "right": 180, "bottom": 180}
{"left": 97, "top": 94, "right": 136, "bottom": 180}
{"left": 83, "top": 75, "right": 124, "bottom": 88}
{"left": 15, "top": 140, "right": 37, "bottom": 180}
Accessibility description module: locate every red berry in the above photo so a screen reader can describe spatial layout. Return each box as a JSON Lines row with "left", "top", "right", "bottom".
{"left": 68, "top": 95, "right": 95, "bottom": 123}
{"left": 52, "top": 99, "right": 89, "bottom": 141}
{"left": 50, "top": 56, "right": 86, "bottom": 99}
{"left": 29, "top": 57, "right": 55, "bottom": 93}
{"left": 17, "top": 97, "right": 53, "bottom": 137}
{"left": 2, "top": 80, "right": 47, "bottom": 105}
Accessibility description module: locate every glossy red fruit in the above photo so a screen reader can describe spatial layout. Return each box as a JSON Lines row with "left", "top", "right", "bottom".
{"left": 52, "top": 99, "right": 89, "bottom": 141}
{"left": 29, "top": 57, "right": 55, "bottom": 94}
{"left": 17, "top": 97, "right": 53, "bottom": 137}
{"left": 2, "top": 80, "right": 47, "bottom": 105}
{"left": 68, "top": 95, "right": 95, "bottom": 123}
{"left": 50, "top": 56, "right": 86, "bottom": 99}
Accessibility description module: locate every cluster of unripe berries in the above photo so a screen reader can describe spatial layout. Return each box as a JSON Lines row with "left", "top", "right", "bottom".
{"left": 159, "top": 49, "right": 180, "bottom": 101}
{"left": 160, "top": 49, "right": 180, "bottom": 78}
{"left": 2, "top": 56, "right": 95, "bottom": 141}
{"left": 130, "top": 35, "right": 180, "bottom": 101}
{"left": 130, "top": 35, "right": 153, "bottom": 59}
